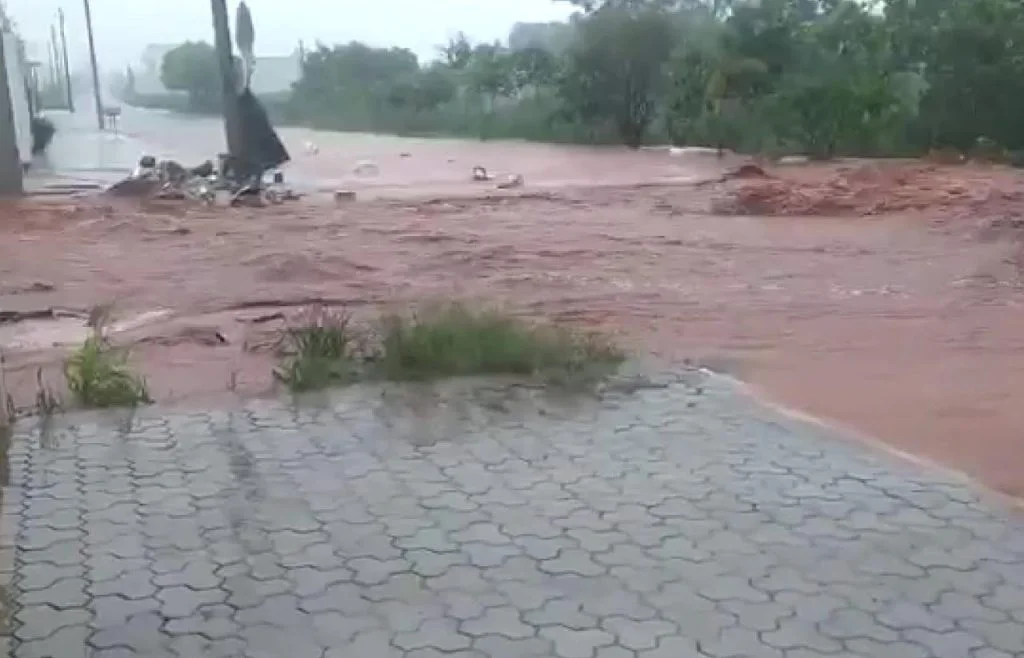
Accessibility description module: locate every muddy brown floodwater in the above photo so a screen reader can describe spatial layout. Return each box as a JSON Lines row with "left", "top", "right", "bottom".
{"left": 2, "top": 152, "right": 1024, "bottom": 497}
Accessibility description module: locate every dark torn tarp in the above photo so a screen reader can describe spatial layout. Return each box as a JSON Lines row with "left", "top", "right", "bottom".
{"left": 100, "top": 89, "right": 292, "bottom": 202}
{"left": 236, "top": 89, "right": 289, "bottom": 175}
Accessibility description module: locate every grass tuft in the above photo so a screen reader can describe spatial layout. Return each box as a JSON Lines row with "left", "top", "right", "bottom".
{"left": 34, "top": 368, "right": 61, "bottom": 418}
{"left": 274, "top": 303, "right": 625, "bottom": 393}
{"left": 374, "top": 303, "right": 625, "bottom": 383}
{"left": 274, "top": 306, "right": 360, "bottom": 392}
{"left": 64, "top": 331, "right": 151, "bottom": 409}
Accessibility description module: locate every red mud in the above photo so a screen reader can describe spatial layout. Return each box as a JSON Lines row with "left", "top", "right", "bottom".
{"left": 2, "top": 159, "right": 1024, "bottom": 496}
{"left": 713, "top": 161, "right": 1022, "bottom": 216}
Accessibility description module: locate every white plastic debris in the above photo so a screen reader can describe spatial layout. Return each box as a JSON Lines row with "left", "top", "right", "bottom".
{"left": 496, "top": 173, "right": 524, "bottom": 189}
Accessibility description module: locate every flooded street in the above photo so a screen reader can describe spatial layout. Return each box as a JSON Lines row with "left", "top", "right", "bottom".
{"left": 33, "top": 106, "right": 723, "bottom": 195}
{"left": 4, "top": 108, "right": 1024, "bottom": 496}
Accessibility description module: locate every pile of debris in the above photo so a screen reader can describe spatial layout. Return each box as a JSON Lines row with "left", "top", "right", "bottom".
{"left": 472, "top": 166, "right": 525, "bottom": 189}
{"left": 105, "top": 154, "right": 299, "bottom": 208}
{"left": 711, "top": 162, "right": 1010, "bottom": 217}
{"left": 105, "top": 89, "right": 295, "bottom": 207}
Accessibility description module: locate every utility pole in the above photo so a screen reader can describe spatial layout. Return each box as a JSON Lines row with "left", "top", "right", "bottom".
{"left": 0, "top": 29, "right": 24, "bottom": 195}
{"left": 59, "top": 9, "right": 74, "bottom": 112}
{"left": 47, "top": 32, "right": 57, "bottom": 88}
{"left": 49, "top": 24, "right": 62, "bottom": 103}
{"left": 210, "top": 0, "right": 242, "bottom": 158}
{"left": 82, "top": 0, "right": 103, "bottom": 129}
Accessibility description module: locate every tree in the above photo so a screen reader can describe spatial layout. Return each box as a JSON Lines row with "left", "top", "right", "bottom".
{"left": 467, "top": 44, "right": 515, "bottom": 104}
{"left": 508, "top": 22, "right": 575, "bottom": 53}
{"left": 899, "top": 0, "right": 1024, "bottom": 150}
{"left": 460, "top": 44, "right": 514, "bottom": 138}
{"left": 440, "top": 32, "right": 473, "bottom": 70}
{"left": 164, "top": 0, "right": 1024, "bottom": 154}
{"left": 290, "top": 42, "right": 421, "bottom": 129}
{"left": 509, "top": 47, "right": 559, "bottom": 94}
{"left": 387, "top": 64, "right": 457, "bottom": 112}
{"left": 664, "top": 43, "right": 715, "bottom": 145}
{"left": 661, "top": 0, "right": 921, "bottom": 156}
{"left": 559, "top": 4, "right": 677, "bottom": 146}
{"left": 772, "top": 2, "right": 904, "bottom": 157}
{"left": 161, "top": 41, "right": 221, "bottom": 112}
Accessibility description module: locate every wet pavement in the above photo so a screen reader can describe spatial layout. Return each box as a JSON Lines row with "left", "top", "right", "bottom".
{"left": 2, "top": 373, "right": 1023, "bottom": 658}
{"left": 34, "top": 106, "right": 221, "bottom": 182}
{"left": 25, "top": 109, "right": 144, "bottom": 193}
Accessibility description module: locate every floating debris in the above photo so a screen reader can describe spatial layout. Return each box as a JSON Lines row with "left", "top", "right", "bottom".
{"left": 496, "top": 174, "right": 524, "bottom": 189}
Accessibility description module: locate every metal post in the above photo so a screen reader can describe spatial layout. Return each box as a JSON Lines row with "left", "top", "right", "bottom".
{"left": 82, "top": 0, "right": 103, "bottom": 129}
{"left": 0, "top": 29, "right": 24, "bottom": 195}
{"left": 210, "top": 0, "right": 242, "bottom": 158}
{"left": 47, "top": 33, "right": 56, "bottom": 89}
{"left": 26, "top": 64, "right": 37, "bottom": 117}
{"left": 59, "top": 9, "right": 74, "bottom": 112}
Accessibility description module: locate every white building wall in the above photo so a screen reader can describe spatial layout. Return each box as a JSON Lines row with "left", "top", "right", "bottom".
{"left": 3, "top": 30, "right": 31, "bottom": 166}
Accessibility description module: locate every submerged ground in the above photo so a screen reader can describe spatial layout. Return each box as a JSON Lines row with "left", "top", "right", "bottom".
{"left": 3, "top": 134, "right": 1024, "bottom": 495}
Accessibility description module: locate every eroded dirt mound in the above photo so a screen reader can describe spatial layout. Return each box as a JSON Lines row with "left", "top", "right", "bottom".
{"left": 713, "top": 162, "right": 1022, "bottom": 216}
{"left": 724, "top": 163, "right": 770, "bottom": 180}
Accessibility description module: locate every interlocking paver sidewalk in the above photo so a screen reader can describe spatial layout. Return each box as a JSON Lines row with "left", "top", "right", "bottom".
{"left": 2, "top": 374, "right": 1023, "bottom": 657}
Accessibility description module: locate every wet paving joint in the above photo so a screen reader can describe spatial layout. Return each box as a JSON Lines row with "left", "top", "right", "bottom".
{"left": 1, "top": 374, "right": 1023, "bottom": 657}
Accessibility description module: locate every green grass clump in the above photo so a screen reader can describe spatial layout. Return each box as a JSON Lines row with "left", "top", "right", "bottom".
{"left": 274, "top": 307, "right": 360, "bottom": 392}
{"left": 375, "top": 303, "right": 625, "bottom": 383}
{"left": 274, "top": 303, "right": 625, "bottom": 393}
{"left": 64, "top": 334, "right": 151, "bottom": 409}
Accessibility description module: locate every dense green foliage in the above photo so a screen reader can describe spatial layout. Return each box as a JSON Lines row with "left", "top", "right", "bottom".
{"left": 134, "top": 0, "right": 1024, "bottom": 156}
{"left": 160, "top": 41, "right": 222, "bottom": 113}
{"left": 273, "top": 303, "right": 624, "bottom": 392}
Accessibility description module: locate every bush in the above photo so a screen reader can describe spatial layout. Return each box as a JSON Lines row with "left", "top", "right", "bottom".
{"left": 375, "top": 303, "right": 624, "bottom": 383}
{"left": 274, "top": 303, "right": 625, "bottom": 392}
{"left": 274, "top": 306, "right": 360, "bottom": 392}
{"left": 64, "top": 333, "right": 151, "bottom": 408}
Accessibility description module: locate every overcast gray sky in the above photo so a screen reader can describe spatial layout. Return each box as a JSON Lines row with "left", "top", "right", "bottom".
{"left": 6, "top": 0, "right": 574, "bottom": 72}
